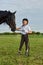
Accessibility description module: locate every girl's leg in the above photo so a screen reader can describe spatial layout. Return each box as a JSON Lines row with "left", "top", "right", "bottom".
{"left": 19, "top": 35, "right": 24, "bottom": 51}
{"left": 25, "top": 35, "right": 30, "bottom": 56}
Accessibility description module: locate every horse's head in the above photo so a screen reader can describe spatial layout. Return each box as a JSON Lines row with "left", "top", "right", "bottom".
{"left": 6, "top": 11, "right": 16, "bottom": 32}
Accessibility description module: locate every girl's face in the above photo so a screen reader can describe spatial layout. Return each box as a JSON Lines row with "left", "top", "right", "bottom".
{"left": 22, "top": 20, "right": 28, "bottom": 25}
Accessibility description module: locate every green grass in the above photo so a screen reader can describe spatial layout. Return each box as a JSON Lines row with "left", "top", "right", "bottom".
{"left": 0, "top": 34, "right": 43, "bottom": 65}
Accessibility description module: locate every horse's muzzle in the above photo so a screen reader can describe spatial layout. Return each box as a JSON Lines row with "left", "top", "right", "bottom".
{"left": 11, "top": 28, "right": 16, "bottom": 32}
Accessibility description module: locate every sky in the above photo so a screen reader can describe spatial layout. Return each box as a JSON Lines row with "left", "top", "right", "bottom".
{"left": 0, "top": 0, "right": 43, "bottom": 33}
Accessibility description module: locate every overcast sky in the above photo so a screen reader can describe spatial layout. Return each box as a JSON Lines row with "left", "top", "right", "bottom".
{"left": 0, "top": 0, "right": 43, "bottom": 32}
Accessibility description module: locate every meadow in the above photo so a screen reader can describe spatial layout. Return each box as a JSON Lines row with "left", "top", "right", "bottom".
{"left": 0, "top": 34, "right": 43, "bottom": 65}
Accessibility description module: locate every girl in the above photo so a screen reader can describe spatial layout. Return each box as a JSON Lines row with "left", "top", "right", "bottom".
{"left": 16, "top": 18, "right": 32, "bottom": 56}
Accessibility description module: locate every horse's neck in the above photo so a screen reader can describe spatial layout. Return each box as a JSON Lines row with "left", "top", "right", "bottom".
{"left": 0, "top": 17, "right": 6, "bottom": 24}
{"left": 0, "top": 11, "right": 8, "bottom": 24}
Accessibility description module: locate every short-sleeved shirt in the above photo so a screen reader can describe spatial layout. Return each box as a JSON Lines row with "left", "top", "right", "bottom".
{"left": 20, "top": 25, "right": 31, "bottom": 35}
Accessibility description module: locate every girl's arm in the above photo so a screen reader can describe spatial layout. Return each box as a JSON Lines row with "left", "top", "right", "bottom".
{"left": 27, "top": 26, "right": 32, "bottom": 34}
{"left": 25, "top": 30, "right": 32, "bottom": 34}
{"left": 16, "top": 28, "right": 21, "bottom": 31}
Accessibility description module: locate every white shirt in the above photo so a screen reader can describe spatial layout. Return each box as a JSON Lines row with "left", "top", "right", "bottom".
{"left": 20, "top": 25, "right": 31, "bottom": 35}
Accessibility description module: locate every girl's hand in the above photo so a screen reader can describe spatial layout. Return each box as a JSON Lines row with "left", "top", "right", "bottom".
{"left": 16, "top": 28, "right": 20, "bottom": 30}
{"left": 28, "top": 31, "right": 32, "bottom": 34}
{"left": 25, "top": 30, "right": 32, "bottom": 34}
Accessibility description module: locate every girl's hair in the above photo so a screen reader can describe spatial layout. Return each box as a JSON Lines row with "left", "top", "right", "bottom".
{"left": 22, "top": 18, "right": 29, "bottom": 24}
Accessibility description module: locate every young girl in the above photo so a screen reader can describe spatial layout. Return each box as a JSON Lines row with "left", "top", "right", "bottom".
{"left": 16, "top": 18, "right": 32, "bottom": 56}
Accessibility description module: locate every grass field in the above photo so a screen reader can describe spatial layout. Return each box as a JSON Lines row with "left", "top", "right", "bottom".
{"left": 0, "top": 34, "right": 43, "bottom": 65}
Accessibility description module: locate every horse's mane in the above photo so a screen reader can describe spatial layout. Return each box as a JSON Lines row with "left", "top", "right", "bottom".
{"left": 0, "top": 10, "right": 11, "bottom": 19}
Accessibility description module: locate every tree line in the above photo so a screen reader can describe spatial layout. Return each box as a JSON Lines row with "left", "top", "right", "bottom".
{"left": 0, "top": 31, "right": 43, "bottom": 35}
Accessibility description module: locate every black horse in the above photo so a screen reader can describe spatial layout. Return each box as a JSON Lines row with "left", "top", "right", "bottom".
{"left": 0, "top": 10, "right": 16, "bottom": 32}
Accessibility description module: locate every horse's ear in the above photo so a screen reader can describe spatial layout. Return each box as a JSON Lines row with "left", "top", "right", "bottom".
{"left": 13, "top": 11, "right": 16, "bottom": 14}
